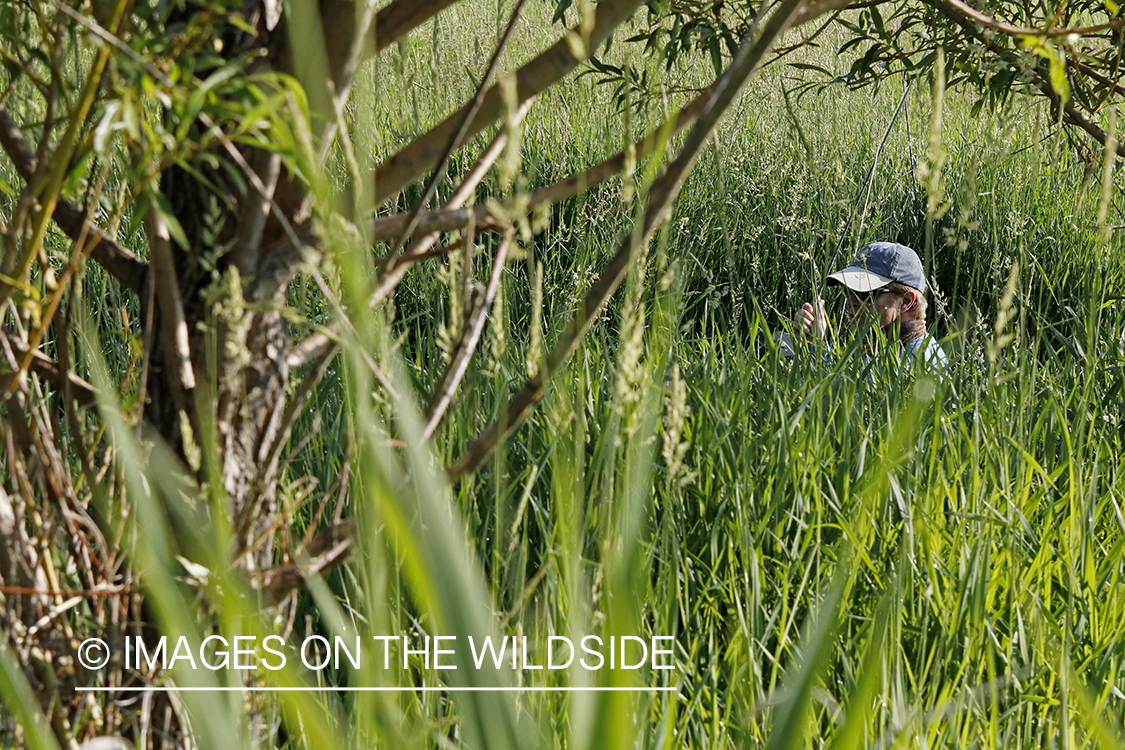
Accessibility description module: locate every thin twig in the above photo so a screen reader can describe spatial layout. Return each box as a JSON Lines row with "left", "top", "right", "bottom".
{"left": 305, "top": 266, "right": 398, "bottom": 398}
{"left": 135, "top": 260, "right": 157, "bottom": 428}
{"left": 145, "top": 208, "right": 196, "bottom": 409}
{"left": 423, "top": 231, "right": 514, "bottom": 438}
{"left": 1, "top": 158, "right": 113, "bottom": 404}
{"left": 0, "top": 584, "right": 131, "bottom": 597}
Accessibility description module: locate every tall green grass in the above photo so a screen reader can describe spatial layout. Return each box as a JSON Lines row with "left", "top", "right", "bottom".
{"left": 339, "top": 2, "right": 1125, "bottom": 746}
{"left": 3, "top": 0, "right": 1125, "bottom": 747}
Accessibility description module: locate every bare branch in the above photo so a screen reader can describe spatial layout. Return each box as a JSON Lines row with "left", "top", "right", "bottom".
{"left": 257, "top": 519, "right": 354, "bottom": 601}
{"left": 260, "top": 344, "right": 337, "bottom": 494}
{"left": 1060, "top": 100, "right": 1125, "bottom": 158}
{"left": 374, "top": 98, "right": 534, "bottom": 296}
{"left": 388, "top": 0, "right": 530, "bottom": 251}
{"left": 791, "top": 0, "right": 876, "bottom": 25}
{"left": 0, "top": 108, "right": 39, "bottom": 180}
{"left": 231, "top": 150, "right": 283, "bottom": 277}
{"left": 315, "top": 0, "right": 380, "bottom": 172}
{"left": 287, "top": 328, "right": 336, "bottom": 371}
{"left": 288, "top": 100, "right": 533, "bottom": 373}
{"left": 1, "top": 333, "right": 97, "bottom": 408}
{"left": 372, "top": 0, "right": 463, "bottom": 53}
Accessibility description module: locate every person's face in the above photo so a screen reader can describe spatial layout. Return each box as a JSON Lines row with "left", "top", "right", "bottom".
{"left": 843, "top": 287, "right": 905, "bottom": 330}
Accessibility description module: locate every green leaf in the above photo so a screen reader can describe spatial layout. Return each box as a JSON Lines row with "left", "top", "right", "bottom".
{"left": 552, "top": 0, "right": 573, "bottom": 24}
{"left": 228, "top": 14, "right": 257, "bottom": 34}
{"left": 870, "top": 4, "right": 886, "bottom": 38}
{"left": 150, "top": 189, "right": 191, "bottom": 250}
{"left": 179, "top": 62, "right": 243, "bottom": 139}
{"left": 765, "top": 565, "right": 848, "bottom": 750}
{"left": 0, "top": 644, "right": 61, "bottom": 750}
{"left": 1048, "top": 46, "right": 1070, "bottom": 105}
{"left": 93, "top": 99, "right": 122, "bottom": 153}
{"left": 789, "top": 62, "right": 833, "bottom": 77}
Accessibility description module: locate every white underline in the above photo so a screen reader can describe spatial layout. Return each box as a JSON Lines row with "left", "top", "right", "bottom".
{"left": 78, "top": 686, "right": 675, "bottom": 693}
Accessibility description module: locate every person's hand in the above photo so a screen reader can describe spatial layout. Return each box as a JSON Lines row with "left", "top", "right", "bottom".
{"left": 795, "top": 298, "right": 827, "bottom": 340}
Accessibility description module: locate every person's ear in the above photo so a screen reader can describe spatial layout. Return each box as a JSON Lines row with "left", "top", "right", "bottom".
{"left": 902, "top": 289, "right": 917, "bottom": 311}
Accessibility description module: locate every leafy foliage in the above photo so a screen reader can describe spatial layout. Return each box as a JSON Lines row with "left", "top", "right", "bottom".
{"left": 580, "top": 0, "right": 1125, "bottom": 148}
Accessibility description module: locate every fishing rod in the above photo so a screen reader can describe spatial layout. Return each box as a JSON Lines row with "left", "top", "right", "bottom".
{"left": 816, "top": 76, "right": 916, "bottom": 306}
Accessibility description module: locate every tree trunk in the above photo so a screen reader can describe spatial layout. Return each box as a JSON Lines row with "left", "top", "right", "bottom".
{"left": 150, "top": 0, "right": 355, "bottom": 572}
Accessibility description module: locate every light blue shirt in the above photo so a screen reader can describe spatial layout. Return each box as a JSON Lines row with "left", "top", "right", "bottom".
{"left": 903, "top": 334, "right": 949, "bottom": 374}
{"left": 857, "top": 334, "right": 949, "bottom": 387}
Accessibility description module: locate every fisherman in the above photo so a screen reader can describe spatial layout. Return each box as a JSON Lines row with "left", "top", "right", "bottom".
{"left": 790, "top": 241, "right": 948, "bottom": 373}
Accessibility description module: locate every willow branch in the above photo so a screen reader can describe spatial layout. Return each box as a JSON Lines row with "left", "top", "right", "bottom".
{"left": 0, "top": 106, "right": 147, "bottom": 294}
{"left": 931, "top": 0, "right": 1125, "bottom": 158}
{"left": 939, "top": 0, "right": 1125, "bottom": 38}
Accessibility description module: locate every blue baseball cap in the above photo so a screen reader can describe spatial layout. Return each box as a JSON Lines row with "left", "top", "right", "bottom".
{"left": 827, "top": 242, "right": 927, "bottom": 293}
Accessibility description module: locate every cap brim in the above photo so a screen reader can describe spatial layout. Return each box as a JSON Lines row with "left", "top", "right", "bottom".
{"left": 826, "top": 268, "right": 894, "bottom": 292}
